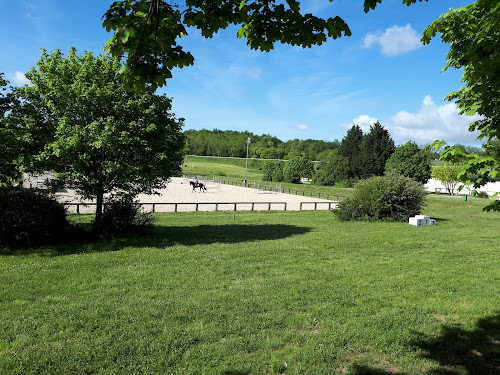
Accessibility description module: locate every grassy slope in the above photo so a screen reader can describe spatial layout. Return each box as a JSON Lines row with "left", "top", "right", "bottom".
{"left": 1, "top": 195, "right": 499, "bottom": 374}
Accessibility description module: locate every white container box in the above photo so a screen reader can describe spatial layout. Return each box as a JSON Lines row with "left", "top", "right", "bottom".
{"left": 415, "top": 215, "right": 431, "bottom": 225}
{"left": 409, "top": 217, "right": 424, "bottom": 226}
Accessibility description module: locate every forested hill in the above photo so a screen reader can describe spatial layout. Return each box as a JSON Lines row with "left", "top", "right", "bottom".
{"left": 184, "top": 129, "right": 340, "bottom": 161}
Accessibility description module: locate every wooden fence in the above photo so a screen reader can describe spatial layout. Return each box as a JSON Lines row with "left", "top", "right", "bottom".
{"left": 62, "top": 202, "right": 288, "bottom": 213}
{"left": 218, "top": 179, "right": 348, "bottom": 201}
{"left": 61, "top": 201, "right": 339, "bottom": 213}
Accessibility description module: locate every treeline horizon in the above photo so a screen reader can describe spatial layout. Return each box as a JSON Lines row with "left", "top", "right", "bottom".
{"left": 184, "top": 128, "right": 483, "bottom": 162}
{"left": 184, "top": 129, "right": 340, "bottom": 161}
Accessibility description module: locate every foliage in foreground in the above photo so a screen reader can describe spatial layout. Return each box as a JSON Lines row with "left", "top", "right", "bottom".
{"left": 102, "top": 0, "right": 426, "bottom": 91}
{"left": 335, "top": 172, "right": 426, "bottom": 222}
{"left": 0, "top": 188, "right": 68, "bottom": 247}
{"left": 425, "top": 0, "right": 500, "bottom": 211}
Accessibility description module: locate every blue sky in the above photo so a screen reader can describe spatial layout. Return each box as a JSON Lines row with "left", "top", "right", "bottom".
{"left": 0, "top": 0, "right": 481, "bottom": 146}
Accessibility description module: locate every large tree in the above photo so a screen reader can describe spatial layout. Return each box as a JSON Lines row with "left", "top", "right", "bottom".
{"left": 102, "top": 0, "right": 428, "bottom": 91}
{"left": 0, "top": 74, "right": 19, "bottom": 185}
{"left": 17, "top": 48, "right": 185, "bottom": 226}
{"left": 359, "top": 121, "right": 395, "bottom": 179}
{"left": 385, "top": 141, "right": 431, "bottom": 184}
{"left": 423, "top": 0, "right": 500, "bottom": 211}
{"left": 338, "top": 125, "right": 364, "bottom": 179}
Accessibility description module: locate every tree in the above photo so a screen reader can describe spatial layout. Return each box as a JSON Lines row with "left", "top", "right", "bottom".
{"left": 283, "top": 156, "right": 313, "bottom": 183}
{"left": 359, "top": 121, "right": 395, "bottom": 179}
{"left": 338, "top": 125, "right": 364, "bottom": 179}
{"left": 313, "top": 150, "right": 351, "bottom": 186}
{"left": 102, "top": 0, "right": 427, "bottom": 91}
{"left": 0, "top": 74, "right": 20, "bottom": 185}
{"left": 262, "top": 160, "right": 284, "bottom": 182}
{"left": 385, "top": 141, "right": 431, "bottom": 184}
{"left": 431, "top": 165, "right": 462, "bottom": 195}
{"left": 423, "top": 0, "right": 500, "bottom": 210}
{"left": 17, "top": 48, "right": 185, "bottom": 227}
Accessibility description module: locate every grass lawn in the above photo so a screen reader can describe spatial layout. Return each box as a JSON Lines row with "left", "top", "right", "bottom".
{"left": 1, "top": 195, "right": 499, "bottom": 374}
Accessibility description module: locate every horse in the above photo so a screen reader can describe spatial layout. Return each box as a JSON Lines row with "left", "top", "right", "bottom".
{"left": 190, "top": 181, "right": 207, "bottom": 192}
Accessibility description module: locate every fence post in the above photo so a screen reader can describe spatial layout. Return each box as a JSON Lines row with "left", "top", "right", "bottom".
{"left": 252, "top": 203, "right": 255, "bottom": 210}
{"left": 268, "top": 203, "right": 271, "bottom": 210}
{"left": 300, "top": 202, "right": 303, "bottom": 210}
{"left": 314, "top": 203, "right": 317, "bottom": 210}
{"left": 196, "top": 203, "right": 199, "bottom": 212}
{"left": 174, "top": 203, "right": 178, "bottom": 212}
{"left": 234, "top": 203, "right": 237, "bottom": 211}
{"left": 152, "top": 204, "right": 155, "bottom": 213}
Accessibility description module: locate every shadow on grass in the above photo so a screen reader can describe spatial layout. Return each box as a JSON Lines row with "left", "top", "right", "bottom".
{"left": 349, "top": 313, "right": 500, "bottom": 374}
{"left": 1, "top": 224, "right": 312, "bottom": 256}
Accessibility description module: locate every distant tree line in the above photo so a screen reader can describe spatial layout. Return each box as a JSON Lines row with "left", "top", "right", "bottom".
{"left": 184, "top": 129, "right": 340, "bottom": 161}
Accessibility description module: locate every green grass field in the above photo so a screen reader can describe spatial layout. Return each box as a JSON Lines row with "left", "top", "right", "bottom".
{"left": 1, "top": 193, "right": 499, "bottom": 374}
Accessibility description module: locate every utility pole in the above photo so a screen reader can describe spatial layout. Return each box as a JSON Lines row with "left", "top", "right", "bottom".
{"left": 245, "top": 137, "right": 251, "bottom": 185}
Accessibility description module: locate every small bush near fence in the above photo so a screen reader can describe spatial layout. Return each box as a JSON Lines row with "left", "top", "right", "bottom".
{"left": 335, "top": 173, "right": 426, "bottom": 222}
{"left": 100, "top": 196, "right": 156, "bottom": 237}
{"left": 474, "top": 191, "right": 489, "bottom": 199}
{"left": 0, "top": 188, "right": 68, "bottom": 248}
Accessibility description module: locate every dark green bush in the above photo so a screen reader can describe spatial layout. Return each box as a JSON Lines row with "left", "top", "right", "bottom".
{"left": 262, "top": 161, "right": 284, "bottom": 182}
{"left": 100, "top": 196, "right": 156, "bottom": 236}
{"left": 0, "top": 188, "right": 68, "bottom": 248}
{"left": 313, "top": 152, "right": 351, "bottom": 186}
{"left": 475, "top": 191, "right": 489, "bottom": 199}
{"left": 335, "top": 173, "right": 426, "bottom": 222}
{"left": 283, "top": 156, "right": 313, "bottom": 183}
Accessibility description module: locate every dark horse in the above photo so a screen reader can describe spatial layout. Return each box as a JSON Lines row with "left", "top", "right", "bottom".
{"left": 190, "top": 181, "right": 207, "bottom": 192}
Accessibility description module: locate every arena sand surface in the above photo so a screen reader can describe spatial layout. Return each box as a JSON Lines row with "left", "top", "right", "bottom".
{"left": 56, "top": 177, "right": 337, "bottom": 213}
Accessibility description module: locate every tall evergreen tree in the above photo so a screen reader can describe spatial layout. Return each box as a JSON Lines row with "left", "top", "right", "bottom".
{"left": 360, "top": 121, "right": 395, "bottom": 178}
{"left": 338, "top": 125, "right": 363, "bottom": 179}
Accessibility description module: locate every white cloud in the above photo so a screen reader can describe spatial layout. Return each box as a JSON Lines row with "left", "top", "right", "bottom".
{"left": 6, "top": 71, "right": 31, "bottom": 86}
{"left": 342, "top": 115, "right": 378, "bottom": 133}
{"left": 293, "top": 123, "right": 309, "bottom": 131}
{"left": 388, "top": 95, "right": 482, "bottom": 145}
{"left": 362, "top": 24, "right": 423, "bottom": 56}
{"left": 343, "top": 96, "right": 483, "bottom": 146}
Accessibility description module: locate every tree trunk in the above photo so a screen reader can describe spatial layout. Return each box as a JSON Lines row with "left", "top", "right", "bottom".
{"left": 94, "top": 191, "right": 104, "bottom": 230}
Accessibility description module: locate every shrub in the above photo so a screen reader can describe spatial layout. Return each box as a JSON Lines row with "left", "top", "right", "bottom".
{"left": 262, "top": 161, "right": 284, "bottom": 182}
{"left": 335, "top": 173, "right": 426, "bottom": 222}
{"left": 283, "top": 156, "right": 313, "bottom": 183}
{"left": 313, "top": 151, "right": 351, "bottom": 186}
{"left": 334, "top": 178, "right": 357, "bottom": 188}
{"left": 475, "top": 191, "right": 489, "bottom": 199}
{"left": 100, "top": 196, "right": 156, "bottom": 236}
{"left": 0, "top": 188, "right": 68, "bottom": 248}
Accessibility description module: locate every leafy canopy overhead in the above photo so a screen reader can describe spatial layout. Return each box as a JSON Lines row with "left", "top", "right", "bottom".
{"left": 424, "top": 0, "right": 500, "bottom": 211}
{"left": 102, "top": 0, "right": 427, "bottom": 91}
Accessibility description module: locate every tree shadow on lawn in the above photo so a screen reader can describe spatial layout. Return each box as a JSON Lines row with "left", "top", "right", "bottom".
{"left": 0, "top": 224, "right": 312, "bottom": 256}
{"left": 349, "top": 313, "right": 500, "bottom": 374}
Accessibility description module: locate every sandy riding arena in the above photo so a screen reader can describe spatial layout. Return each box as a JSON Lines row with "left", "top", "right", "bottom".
{"left": 56, "top": 177, "right": 338, "bottom": 213}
